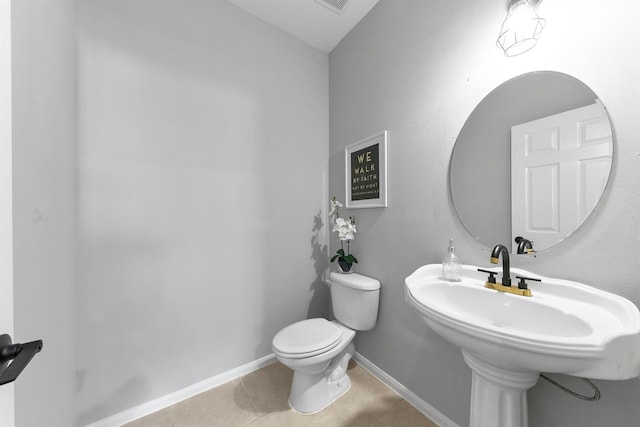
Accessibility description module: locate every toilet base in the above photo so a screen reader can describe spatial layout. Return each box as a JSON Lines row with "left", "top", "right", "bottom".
{"left": 288, "top": 342, "right": 355, "bottom": 414}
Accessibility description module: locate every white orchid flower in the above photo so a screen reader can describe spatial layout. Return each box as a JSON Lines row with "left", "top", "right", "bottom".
{"left": 333, "top": 217, "right": 356, "bottom": 241}
{"left": 332, "top": 217, "right": 346, "bottom": 233}
{"left": 329, "top": 197, "right": 343, "bottom": 223}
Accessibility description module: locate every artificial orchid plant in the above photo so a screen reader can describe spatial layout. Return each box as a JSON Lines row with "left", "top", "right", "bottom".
{"left": 329, "top": 197, "right": 358, "bottom": 267}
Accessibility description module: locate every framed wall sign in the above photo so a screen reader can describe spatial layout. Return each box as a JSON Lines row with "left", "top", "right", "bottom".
{"left": 345, "top": 131, "right": 388, "bottom": 209}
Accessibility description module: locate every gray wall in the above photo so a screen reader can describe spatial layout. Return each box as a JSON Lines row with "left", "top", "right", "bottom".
{"left": 75, "top": 0, "right": 329, "bottom": 425}
{"left": 329, "top": 0, "right": 640, "bottom": 426}
{"left": 11, "top": 0, "right": 77, "bottom": 426}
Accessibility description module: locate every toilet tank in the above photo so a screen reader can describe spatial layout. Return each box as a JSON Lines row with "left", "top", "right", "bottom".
{"left": 329, "top": 272, "right": 380, "bottom": 331}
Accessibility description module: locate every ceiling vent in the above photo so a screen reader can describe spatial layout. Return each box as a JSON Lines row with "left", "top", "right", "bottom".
{"left": 314, "top": 0, "right": 349, "bottom": 15}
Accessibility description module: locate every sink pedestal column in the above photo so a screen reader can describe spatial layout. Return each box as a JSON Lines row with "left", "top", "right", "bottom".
{"left": 462, "top": 351, "right": 539, "bottom": 427}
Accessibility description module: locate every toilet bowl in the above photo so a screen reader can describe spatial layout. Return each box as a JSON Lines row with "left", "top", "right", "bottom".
{"left": 273, "top": 318, "right": 356, "bottom": 414}
{"left": 272, "top": 272, "right": 380, "bottom": 414}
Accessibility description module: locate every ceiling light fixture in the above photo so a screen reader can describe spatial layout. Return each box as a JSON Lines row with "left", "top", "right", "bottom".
{"left": 497, "top": 0, "right": 545, "bottom": 57}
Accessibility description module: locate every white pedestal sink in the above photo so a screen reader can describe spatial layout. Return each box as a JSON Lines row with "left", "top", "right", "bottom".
{"left": 405, "top": 264, "right": 640, "bottom": 427}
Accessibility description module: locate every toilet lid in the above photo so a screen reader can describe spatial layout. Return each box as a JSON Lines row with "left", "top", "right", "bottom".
{"left": 273, "top": 318, "right": 343, "bottom": 358}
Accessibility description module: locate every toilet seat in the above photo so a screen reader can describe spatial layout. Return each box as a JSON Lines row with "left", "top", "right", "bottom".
{"left": 273, "top": 318, "right": 343, "bottom": 359}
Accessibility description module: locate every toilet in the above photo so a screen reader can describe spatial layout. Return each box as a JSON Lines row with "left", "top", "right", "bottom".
{"left": 272, "top": 272, "right": 380, "bottom": 414}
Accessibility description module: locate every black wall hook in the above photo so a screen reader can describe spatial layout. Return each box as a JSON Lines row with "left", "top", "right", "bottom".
{"left": 0, "top": 334, "right": 43, "bottom": 386}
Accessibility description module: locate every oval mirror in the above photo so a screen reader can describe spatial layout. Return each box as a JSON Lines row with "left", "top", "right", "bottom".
{"left": 450, "top": 71, "right": 613, "bottom": 253}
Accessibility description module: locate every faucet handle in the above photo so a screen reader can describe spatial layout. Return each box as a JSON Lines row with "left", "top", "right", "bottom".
{"left": 477, "top": 268, "right": 497, "bottom": 284}
{"left": 515, "top": 275, "right": 541, "bottom": 290}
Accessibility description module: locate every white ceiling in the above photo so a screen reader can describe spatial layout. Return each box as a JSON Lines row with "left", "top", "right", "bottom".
{"left": 226, "top": 0, "right": 380, "bottom": 52}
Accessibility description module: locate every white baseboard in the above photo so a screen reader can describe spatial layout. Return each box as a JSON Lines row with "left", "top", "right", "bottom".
{"left": 353, "top": 352, "right": 460, "bottom": 427}
{"left": 85, "top": 353, "right": 276, "bottom": 427}
{"left": 88, "top": 351, "right": 458, "bottom": 427}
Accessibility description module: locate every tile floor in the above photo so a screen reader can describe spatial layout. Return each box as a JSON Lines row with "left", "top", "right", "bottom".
{"left": 124, "top": 360, "right": 439, "bottom": 427}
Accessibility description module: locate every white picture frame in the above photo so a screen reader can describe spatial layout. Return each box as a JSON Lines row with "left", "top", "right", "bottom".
{"left": 345, "top": 131, "right": 388, "bottom": 209}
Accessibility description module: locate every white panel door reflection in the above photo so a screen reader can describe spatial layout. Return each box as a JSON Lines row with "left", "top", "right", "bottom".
{"left": 511, "top": 100, "right": 612, "bottom": 253}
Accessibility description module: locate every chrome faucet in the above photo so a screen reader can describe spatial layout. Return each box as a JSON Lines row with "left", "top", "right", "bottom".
{"left": 490, "top": 244, "right": 511, "bottom": 287}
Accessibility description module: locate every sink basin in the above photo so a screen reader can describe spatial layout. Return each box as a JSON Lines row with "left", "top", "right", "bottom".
{"left": 427, "top": 280, "right": 593, "bottom": 338}
{"left": 405, "top": 264, "right": 640, "bottom": 427}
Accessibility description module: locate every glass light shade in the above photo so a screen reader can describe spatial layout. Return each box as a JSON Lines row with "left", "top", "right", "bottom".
{"left": 497, "top": 0, "right": 545, "bottom": 56}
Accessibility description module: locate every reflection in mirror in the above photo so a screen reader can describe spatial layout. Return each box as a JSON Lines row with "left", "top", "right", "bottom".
{"left": 450, "top": 71, "right": 613, "bottom": 253}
